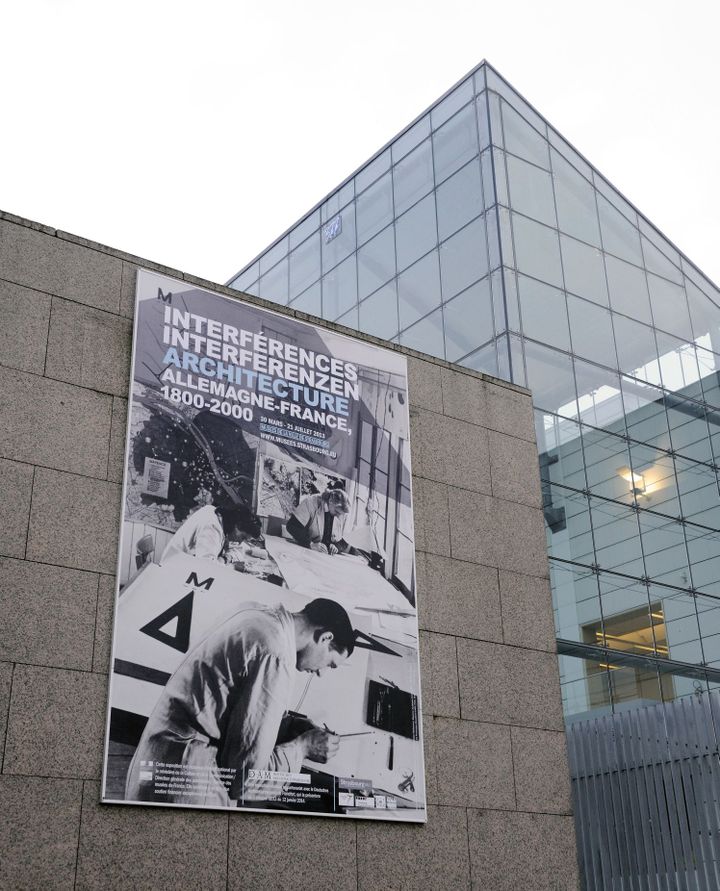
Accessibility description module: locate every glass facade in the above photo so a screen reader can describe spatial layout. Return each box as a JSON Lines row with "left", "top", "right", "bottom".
{"left": 229, "top": 63, "right": 720, "bottom": 888}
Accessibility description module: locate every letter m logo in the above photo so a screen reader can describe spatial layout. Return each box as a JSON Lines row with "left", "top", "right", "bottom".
{"left": 158, "top": 288, "right": 172, "bottom": 304}
{"left": 186, "top": 572, "right": 214, "bottom": 590}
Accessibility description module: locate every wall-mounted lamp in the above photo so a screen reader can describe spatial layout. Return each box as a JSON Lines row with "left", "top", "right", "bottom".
{"left": 617, "top": 466, "right": 646, "bottom": 498}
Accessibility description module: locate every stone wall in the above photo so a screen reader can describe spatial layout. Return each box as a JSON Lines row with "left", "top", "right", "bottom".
{"left": 0, "top": 211, "right": 579, "bottom": 890}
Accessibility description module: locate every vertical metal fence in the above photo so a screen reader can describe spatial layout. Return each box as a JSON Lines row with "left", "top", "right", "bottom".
{"left": 567, "top": 693, "right": 720, "bottom": 890}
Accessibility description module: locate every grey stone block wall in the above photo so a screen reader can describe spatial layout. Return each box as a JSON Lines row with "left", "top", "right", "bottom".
{"left": 0, "top": 211, "right": 579, "bottom": 890}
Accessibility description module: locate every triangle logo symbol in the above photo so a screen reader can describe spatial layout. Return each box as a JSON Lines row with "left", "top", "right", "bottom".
{"left": 140, "top": 591, "right": 194, "bottom": 653}
{"left": 157, "top": 616, "right": 178, "bottom": 638}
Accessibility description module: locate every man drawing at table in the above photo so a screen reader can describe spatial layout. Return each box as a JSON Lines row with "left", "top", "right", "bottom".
{"left": 286, "top": 486, "right": 350, "bottom": 555}
{"left": 125, "top": 597, "right": 355, "bottom": 807}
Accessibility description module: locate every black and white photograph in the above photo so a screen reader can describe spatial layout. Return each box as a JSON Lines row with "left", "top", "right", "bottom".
{"left": 102, "top": 270, "right": 426, "bottom": 822}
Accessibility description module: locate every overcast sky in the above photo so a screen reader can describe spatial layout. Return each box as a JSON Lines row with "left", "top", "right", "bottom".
{"left": 2, "top": 0, "right": 719, "bottom": 289}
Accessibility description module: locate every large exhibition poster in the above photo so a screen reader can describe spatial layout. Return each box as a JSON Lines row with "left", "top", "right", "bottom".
{"left": 102, "top": 270, "right": 426, "bottom": 822}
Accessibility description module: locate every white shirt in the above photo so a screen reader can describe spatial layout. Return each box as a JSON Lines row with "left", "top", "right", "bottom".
{"left": 162, "top": 505, "right": 225, "bottom": 562}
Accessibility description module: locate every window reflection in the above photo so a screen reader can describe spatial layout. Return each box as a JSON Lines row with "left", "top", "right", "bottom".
{"left": 584, "top": 604, "right": 671, "bottom": 707}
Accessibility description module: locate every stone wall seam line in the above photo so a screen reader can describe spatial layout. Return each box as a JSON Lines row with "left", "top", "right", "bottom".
{"left": 508, "top": 724, "right": 520, "bottom": 813}
{"left": 0, "top": 661, "right": 16, "bottom": 772}
{"left": 0, "top": 358, "right": 119, "bottom": 403}
{"left": 89, "top": 575, "right": 103, "bottom": 679}
{"left": 21, "top": 461, "right": 122, "bottom": 489}
{"left": 0, "top": 657, "right": 106, "bottom": 677}
{"left": 21, "top": 466, "right": 36, "bottom": 560}
{"left": 464, "top": 807, "right": 473, "bottom": 891}
{"left": 0, "top": 554, "right": 100, "bottom": 579}
{"left": 73, "top": 779, "right": 86, "bottom": 891}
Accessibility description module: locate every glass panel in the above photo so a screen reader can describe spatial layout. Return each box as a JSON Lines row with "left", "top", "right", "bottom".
{"left": 509, "top": 333, "right": 526, "bottom": 387}
{"left": 582, "top": 425, "right": 632, "bottom": 501}
{"left": 695, "top": 343, "right": 720, "bottom": 406}
{"left": 517, "top": 275, "right": 570, "bottom": 351}
{"left": 647, "top": 273, "right": 693, "bottom": 340}
{"left": 613, "top": 314, "right": 660, "bottom": 383}
{"left": 506, "top": 154, "right": 556, "bottom": 227}
{"left": 709, "top": 420, "right": 720, "bottom": 471}
{"left": 357, "top": 225, "right": 395, "bottom": 301}
{"left": 609, "top": 662, "right": 662, "bottom": 708}
{"left": 573, "top": 358, "right": 626, "bottom": 432}
{"left": 596, "top": 576, "right": 653, "bottom": 655}
{"left": 460, "top": 340, "right": 499, "bottom": 377}
{"left": 548, "top": 128, "right": 592, "bottom": 180}
{"left": 604, "top": 255, "right": 653, "bottom": 325}
{"left": 230, "top": 262, "right": 259, "bottom": 293}
{"left": 443, "top": 279, "right": 493, "bottom": 362}
{"left": 640, "top": 217, "right": 680, "bottom": 266}
{"left": 258, "top": 257, "right": 288, "bottom": 305}
{"left": 620, "top": 376, "right": 671, "bottom": 451}
{"left": 436, "top": 160, "right": 483, "bottom": 242}
{"left": 539, "top": 412, "right": 586, "bottom": 490}
{"left": 397, "top": 250, "right": 441, "bottom": 330}
{"left": 627, "top": 441, "right": 680, "bottom": 517}
{"left": 439, "top": 217, "right": 487, "bottom": 301}
{"left": 321, "top": 204, "right": 356, "bottom": 271}
{"left": 356, "top": 171, "right": 394, "bottom": 246}
{"left": 642, "top": 236, "right": 683, "bottom": 285}
{"left": 544, "top": 483, "right": 594, "bottom": 566}
{"left": 560, "top": 235, "right": 608, "bottom": 305}
{"left": 551, "top": 562, "right": 600, "bottom": 644}
{"left": 511, "top": 213, "right": 563, "bottom": 287}
{"left": 567, "top": 295, "right": 616, "bottom": 367}
{"left": 492, "top": 148, "right": 509, "bottom": 206}
{"left": 590, "top": 495, "right": 644, "bottom": 576}
{"left": 501, "top": 100, "right": 549, "bottom": 169}
{"left": 674, "top": 455, "right": 720, "bottom": 527}
{"left": 239, "top": 281, "right": 259, "bottom": 297}
{"left": 321, "top": 181, "right": 354, "bottom": 222}
{"left": 551, "top": 149, "right": 601, "bottom": 246}
{"left": 597, "top": 194, "right": 643, "bottom": 266}
{"left": 480, "top": 149, "right": 496, "bottom": 210}
{"left": 288, "top": 235, "right": 320, "bottom": 300}
{"left": 686, "top": 276, "right": 720, "bottom": 345}
{"left": 476, "top": 93, "right": 490, "bottom": 150}
{"left": 638, "top": 510, "right": 690, "bottom": 588}
{"left": 290, "top": 282, "right": 321, "bottom": 317}
{"left": 654, "top": 328, "right": 700, "bottom": 395}
{"left": 259, "top": 237, "right": 288, "bottom": 274}
{"left": 322, "top": 254, "right": 357, "bottom": 321}
{"left": 487, "top": 93, "right": 504, "bottom": 148}
{"left": 393, "top": 139, "right": 434, "bottom": 216}
{"left": 524, "top": 340, "right": 576, "bottom": 415}
{"left": 358, "top": 282, "right": 399, "bottom": 342}
{"left": 491, "top": 206, "right": 510, "bottom": 270}
{"left": 699, "top": 601, "right": 720, "bottom": 667}
{"left": 289, "top": 211, "right": 320, "bottom": 250}
{"left": 432, "top": 102, "right": 478, "bottom": 183}
{"left": 651, "top": 584, "right": 703, "bottom": 665}
{"left": 497, "top": 268, "right": 515, "bottom": 334}
{"left": 559, "top": 653, "right": 606, "bottom": 719}
{"left": 336, "top": 304, "right": 359, "bottom": 330}
{"left": 392, "top": 115, "right": 431, "bottom": 164}
{"left": 686, "top": 524, "right": 720, "bottom": 597}
{"left": 355, "top": 148, "right": 391, "bottom": 194}
{"left": 665, "top": 394, "right": 713, "bottom": 462}
{"left": 593, "top": 175, "right": 637, "bottom": 228}
{"left": 400, "top": 307, "right": 445, "bottom": 359}
{"left": 395, "top": 193, "right": 437, "bottom": 272}
{"left": 431, "top": 77, "right": 473, "bottom": 129}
